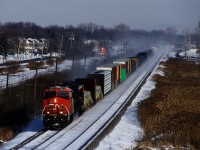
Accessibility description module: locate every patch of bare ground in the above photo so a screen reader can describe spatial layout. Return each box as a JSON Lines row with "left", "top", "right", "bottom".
{"left": 0, "top": 61, "right": 22, "bottom": 74}
{"left": 136, "top": 58, "right": 200, "bottom": 150}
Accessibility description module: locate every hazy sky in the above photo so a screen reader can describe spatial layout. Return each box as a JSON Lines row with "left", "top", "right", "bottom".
{"left": 0, "top": 0, "right": 200, "bottom": 30}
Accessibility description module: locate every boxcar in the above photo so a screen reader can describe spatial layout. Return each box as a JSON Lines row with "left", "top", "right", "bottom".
{"left": 96, "top": 63, "right": 120, "bottom": 89}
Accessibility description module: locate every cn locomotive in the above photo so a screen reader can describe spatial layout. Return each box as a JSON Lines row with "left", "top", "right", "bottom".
{"left": 41, "top": 49, "right": 153, "bottom": 129}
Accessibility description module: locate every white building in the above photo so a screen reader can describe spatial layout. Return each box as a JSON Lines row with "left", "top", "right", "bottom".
{"left": 24, "top": 38, "right": 47, "bottom": 51}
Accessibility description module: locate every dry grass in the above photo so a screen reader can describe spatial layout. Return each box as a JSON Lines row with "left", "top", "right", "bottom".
{"left": 0, "top": 128, "right": 15, "bottom": 142}
{"left": 26, "top": 61, "right": 45, "bottom": 69}
{"left": 46, "top": 58, "right": 55, "bottom": 66}
{"left": 137, "top": 58, "right": 200, "bottom": 149}
{"left": 0, "top": 61, "right": 22, "bottom": 74}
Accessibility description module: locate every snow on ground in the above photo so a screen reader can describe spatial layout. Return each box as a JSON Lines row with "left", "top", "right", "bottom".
{"left": 95, "top": 49, "right": 199, "bottom": 150}
{"left": 0, "top": 58, "right": 72, "bottom": 88}
{"left": 2, "top": 118, "right": 43, "bottom": 149}
{"left": 0, "top": 53, "right": 101, "bottom": 88}
{"left": 0, "top": 48, "right": 172, "bottom": 149}
{"left": 0, "top": 56, "right": 101, "bottom": 149}
{"left": 95, "top": 58, "right": 166, "bottom": 150}
{"left": 0, "top": 52, "right": 53, "bottom": 64}
{"left": 179, "top": 48, "right": 198, "bottom": 57}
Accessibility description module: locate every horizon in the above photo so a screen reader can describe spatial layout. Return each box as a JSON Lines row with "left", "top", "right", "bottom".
{"left": 0, "top": 0, "right": 200, "bottom": 31}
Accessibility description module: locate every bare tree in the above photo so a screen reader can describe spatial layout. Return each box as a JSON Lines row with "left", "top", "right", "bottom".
{"left": 183, "top": 28, "right": 191, "bottom": 51}
{"left": 195, "top": 27, "right": 200, "bottom": 52}
{"left": 165, "top": 27, "right": 177, "bottom": 35}
{"left": 77, "top": 22, "right": 99, "bottom": 33}
{"left": 114, "top": 23, "right": 130, "bottom": 32}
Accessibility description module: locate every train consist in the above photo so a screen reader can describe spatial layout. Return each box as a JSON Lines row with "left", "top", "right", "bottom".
{"left": 41, "top": 49, "right": 153, "bottom": 129}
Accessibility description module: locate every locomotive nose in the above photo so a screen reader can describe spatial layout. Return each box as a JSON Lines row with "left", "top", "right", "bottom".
{"left": 49, "top": 98, "right": 57, "bottom": 104}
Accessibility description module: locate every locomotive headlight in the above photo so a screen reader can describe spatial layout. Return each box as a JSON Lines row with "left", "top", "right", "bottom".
{"left": 54, "top": 98, "right": 57, "bottom": 103}
{"left": 47, "top": 111, "right": 50, "bottom": 114}
{"left": 59, "top": 111, "right": 63, "bottom": 114}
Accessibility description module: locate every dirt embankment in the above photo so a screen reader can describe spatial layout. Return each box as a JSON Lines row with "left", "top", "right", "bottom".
{"left": 137, "top": 58, "right": 200, "bottom": 149}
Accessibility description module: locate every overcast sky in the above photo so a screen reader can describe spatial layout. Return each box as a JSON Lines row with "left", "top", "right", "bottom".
{"left": 0, "top": 0, "right": 200, "bottom": 30}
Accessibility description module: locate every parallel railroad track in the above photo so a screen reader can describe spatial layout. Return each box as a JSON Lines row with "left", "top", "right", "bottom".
{"left": 7, "top": 52, "right": 165, "bottom": 150}
{"left": 10, "top": 129, "right": 47, "bottom": 150}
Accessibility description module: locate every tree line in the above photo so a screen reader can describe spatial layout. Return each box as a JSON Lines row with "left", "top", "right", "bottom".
{"left": 0, "top": 22, "right": 184, "bottom": 60}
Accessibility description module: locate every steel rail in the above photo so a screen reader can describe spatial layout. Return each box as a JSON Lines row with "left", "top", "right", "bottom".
{"left": 10, "top": 129, "right": 47, "bottom": 150}
{"left": 64, "top": 54, "right": 163, "bottom": 150}
{"left": 6, "top": 52, "right": 165, "bottom": 150}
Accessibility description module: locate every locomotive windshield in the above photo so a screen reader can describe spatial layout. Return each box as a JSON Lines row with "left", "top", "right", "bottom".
{"left": 43, "top": 91, "right": 56, "bottom": 99}
{"left": 43, "top": 91, "right": 69, "bottom": 99}
{"left": 58, "top": 91, "right": 69, "bottom": 99}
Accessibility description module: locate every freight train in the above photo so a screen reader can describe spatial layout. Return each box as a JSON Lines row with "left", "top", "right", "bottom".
{"left": 99, "top": 47, "right": 108, "bottom": 56}
{"left": 41, "top": 49, "right": 153, "bottom": 129}
{"left": 98, "top": 40, "right": 111, "bottom": 56}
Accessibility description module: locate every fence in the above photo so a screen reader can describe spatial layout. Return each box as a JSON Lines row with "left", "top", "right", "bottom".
{"left": 0, "top": 68, "right": 55, "bottom": 89}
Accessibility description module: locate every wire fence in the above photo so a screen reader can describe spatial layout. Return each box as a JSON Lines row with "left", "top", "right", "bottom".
{"left": 0, "top": 69, "right": 55, "bottom": 89}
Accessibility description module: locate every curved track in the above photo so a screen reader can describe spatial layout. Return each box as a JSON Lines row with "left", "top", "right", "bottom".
{"left": 8, "top": 51, "right": 165, "bottom": 150}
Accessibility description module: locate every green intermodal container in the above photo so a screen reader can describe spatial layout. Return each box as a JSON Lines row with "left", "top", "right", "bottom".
{"left": 113, "top": 58, "right": 131, "bottom": 83}
{"left": 121, "top": 68, "right": 126, "bottom": 82}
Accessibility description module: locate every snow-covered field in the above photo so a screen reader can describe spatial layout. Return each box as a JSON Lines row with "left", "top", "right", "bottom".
{"left": 0, "top": 52, "right": 104, "bottom": 88}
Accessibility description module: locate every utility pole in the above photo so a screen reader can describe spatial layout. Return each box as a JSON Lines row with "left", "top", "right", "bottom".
{"left": 83, "top": 55, "right": 87, "bottom": 71}
{"left": 121, "top": 41, "right": 131, "bottom": 54}
{"left": 59, "top": 35, "right": 63, "bottom": 57}
{"left": 33, "top": 68, "right": 38, "bottom": 100}
{"left": 5, "top": 73, "right": 9, "bottom": 106}
{"left": 41, "top": 39, "right": 47, "bottom": 61}
{"left": 184, "top": 29, "right": 191, "bottom": 53}
{"left": 69, "top": 32, "right": 75, "bottom": 49}
{"left": 117, "top": 49, "right": 119, "bottom": 56}
{"left": 90, "top": 58, "right": 99, "bottom": 68}
{"left": 0, "top": 73, "right": 20, "bottom": 108}
{"left": 55, "top": 57, "right": 58, "bottom": 85}
{"left": 27, "top": 66, "right": 46, "bottom": 101}
{"left": 17, "top": 38, "right": 21, "bottom": 62}
{"left": 69, "top": 32, "right": 75, "bottom": 71}
{"left": 196, "top": 19, "right": 200, "bottom": 61}
{"left": 199, "top": 20, "right": 200, "bottom": 29}
{"left": 0, "top": 45, "right": 5, "bottom": 64}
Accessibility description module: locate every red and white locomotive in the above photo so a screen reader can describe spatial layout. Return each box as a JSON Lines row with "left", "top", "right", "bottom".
{"left": 42, "top": 81, "right": 84, "bottom": 128}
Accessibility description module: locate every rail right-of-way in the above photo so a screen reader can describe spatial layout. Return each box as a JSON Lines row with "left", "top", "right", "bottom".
{"left": 6, "top": 50, "right": 167, "bottom": 150}
{"left": 61, "top": 51, "right": 165, "bottom": 150}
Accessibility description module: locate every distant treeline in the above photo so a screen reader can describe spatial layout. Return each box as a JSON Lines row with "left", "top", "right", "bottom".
{"left": 0, "top": 22, "right": 183, "bottom": 58}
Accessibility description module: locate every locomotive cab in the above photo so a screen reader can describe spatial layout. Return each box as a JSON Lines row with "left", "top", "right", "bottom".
{"left": 42, "top": 86, "right": 74, "bottom": 128}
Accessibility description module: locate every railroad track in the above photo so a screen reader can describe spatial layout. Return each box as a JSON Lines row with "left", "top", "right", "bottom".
{"left": 61, "top": 53, "right": 164, "bottom": 150}
{"left": 7, "top": 52, "right": 165, "bottom": 150}
{"left": 10, "top": 129, "right": 47, "bottom": 150}
{"left": 63, "top": 70, "right": 152, "bottom": 150}
{"left": 10, "top": 119, "right": 84, "bottom": 150}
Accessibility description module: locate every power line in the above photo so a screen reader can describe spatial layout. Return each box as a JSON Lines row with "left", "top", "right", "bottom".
{"left": 121, "top": 41, "right": 131, "bottom": 53}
